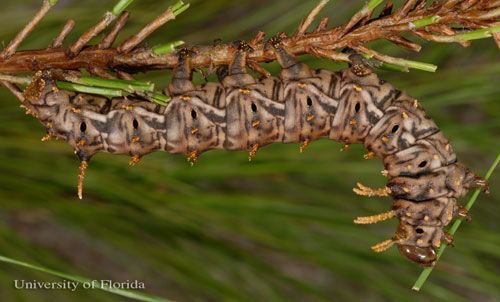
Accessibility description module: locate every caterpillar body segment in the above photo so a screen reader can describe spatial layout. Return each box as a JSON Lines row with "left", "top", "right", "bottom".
{"left": 393, "top": 198, "right": 458, "bottom": 227}
{"left": 166, "top": 53, "right": 226, "bottom": 158}
{"left": 282, "top": 77, "right": 338, "bottom": 144}
{"left": 164, "top": 96, "right": 226, "bottom": 158}
{"left": 363, "top": 106, "right": 440, "bottom": 158}
{"left": 21, "top": 44, "right": 488, "bottom": 267}
{"left": 223, "top": 48, "right": 285, "bottom": 152}
{"left": 274, "top": 43, "right": 339, "bottom": 145}
{"left": 382, "top": 132, "right": 457, "bottom": 178}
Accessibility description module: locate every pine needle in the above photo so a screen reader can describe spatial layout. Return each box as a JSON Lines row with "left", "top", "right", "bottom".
{"left": 0, "top": 255, "right": 175, "bottom": 302}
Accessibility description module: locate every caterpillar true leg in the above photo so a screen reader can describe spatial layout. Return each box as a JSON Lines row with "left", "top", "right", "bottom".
{"left": 457, "top": 207, "right": 471, "bottom": 221}
{"left": 442, "top": 232, "right": 454, "bottom": 247}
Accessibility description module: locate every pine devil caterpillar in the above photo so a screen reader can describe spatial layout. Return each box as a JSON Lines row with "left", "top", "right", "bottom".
{"left": 21, "top": 39, "right": 488, "bottom": 267}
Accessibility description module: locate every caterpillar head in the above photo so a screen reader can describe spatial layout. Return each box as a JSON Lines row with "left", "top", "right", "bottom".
{"left": 397, "top": 244, "right": 437, "bottom": 267}
{"left": 361, "top": 203, "right": 451, "bottom": 266}
{"left": 394, "top": 222, "right": 438, "bottom": 267}
{"left": 391, "top": 198, "right": 459, "bottom": 266}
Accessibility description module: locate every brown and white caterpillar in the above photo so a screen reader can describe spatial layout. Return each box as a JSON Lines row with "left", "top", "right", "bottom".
{"left": 21, "top": 39, "right": 489, "bottom": 267}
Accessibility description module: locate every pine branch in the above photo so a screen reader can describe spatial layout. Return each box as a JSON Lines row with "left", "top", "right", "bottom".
{"left": 0, "top": 0, "right": 497, "bottom": 76}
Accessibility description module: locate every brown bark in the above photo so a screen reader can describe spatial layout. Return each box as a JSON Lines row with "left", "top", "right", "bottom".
{"left": 0, "top": 0, "right": 497, "bottom": 74}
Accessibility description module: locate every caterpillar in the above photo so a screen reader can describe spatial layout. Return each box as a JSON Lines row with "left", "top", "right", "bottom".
{"left": 20, "top": 38, "right": 489, "bottom": 267}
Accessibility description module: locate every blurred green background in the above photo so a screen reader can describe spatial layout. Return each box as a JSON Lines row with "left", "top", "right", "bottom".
{"left": 0, "top": 0, "right": 499, "bottom": 301}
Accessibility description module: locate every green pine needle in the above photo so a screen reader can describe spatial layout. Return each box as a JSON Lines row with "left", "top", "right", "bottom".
{"left": 401, "top": 59, "right": 437, "bottom": 73}
{"left": 79, "top": 76, "right": 155, "bottom": 93}
{"left": 362, "top": 53, "right": 437, "bottom": 72}
{"left": 367, "top": 0, "right": 384, "bottom": 11}
{"left": 0, "top": 255, "right": 174, "bottom": 302}
{"left": 56, "top": 81, "right": 126, "bottom": 98}
{"left": 112, "top": 0, "right": 135, "bottom": 16}
{"left": 454, "top": 26, "right": 500, "bottom": 41}
{"left": 150, "top": 92, "right": 171, "bottom": 105}
{"left": 170, "top": 0, "right": 186, "bottom": 12}
{"left": 378, "top": 62, "right": 409, "bottom": 73}
{"left": 153, "top": 40, "right": 185, "bottom": 55}
{"left": 411, "top": 15, "right": 441, "bottom": 28}
{"left": 172, "top": 1, "right": 190, "bottom": 16}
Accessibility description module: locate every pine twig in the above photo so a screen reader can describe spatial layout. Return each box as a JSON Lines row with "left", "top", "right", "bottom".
{"left": 313, "top": 17, "right": 329, "bottom": 33}
{"left": 117, "top": 0, "right": 190, "bottom": 54}
{"left": 386, "top": 36, "right": 422, "bottom": 52}
{"left": 88, "top": 67, "right": 118, "bottom": 79}
{"left": 49, "top": 19, "right": 76, "bottom": 49}
{"left": 68, "top": 0, "right": 136, "bottom": 56}
{"left": 98, "top": 11, "right": 130, "bottom": 49}
{"left": 0, "top": 81, "right": 24, "bottom": 101}
{"left": 0, "top": 0, "right": 58, "bottom": 59}
{"left": 0, "top": 73, "right": 32, "bottom": 85}
{"left": 341, "top": 0, "right": 386, "bottom": 36}
{"left": 68, "top": 12, "right": 116, "bottom": 56}
{"left": 116, "top": 70, "right": 135, "bottom": 80}
{"left": 297, "top": 0, "right": 330, "bottom": 36}
{"left": 396, "top": 0, "right": 420, "bottom": 19}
